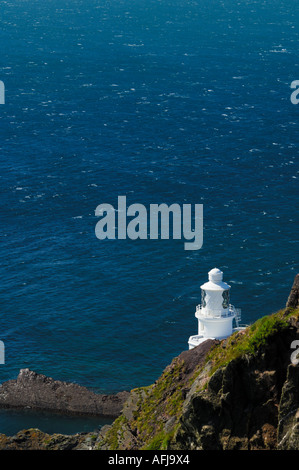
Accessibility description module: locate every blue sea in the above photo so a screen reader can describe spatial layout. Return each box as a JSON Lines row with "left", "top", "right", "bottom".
{"left": 0, "top": 0, "right": 298, "bottom": 435}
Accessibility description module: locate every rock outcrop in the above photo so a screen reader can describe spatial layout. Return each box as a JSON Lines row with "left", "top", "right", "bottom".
{"left": 0, "top": 428, "right": 104, "bottom": 450}
{"left": 286, "top": 274, "right": 299, "bottom": 310}
{"left": 0, "top": 369, "right": 129, "bottom": 417}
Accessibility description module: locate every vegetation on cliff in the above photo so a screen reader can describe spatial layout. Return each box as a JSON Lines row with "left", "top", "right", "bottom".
{"left": 207, "top": 307, "right": 295, "bottom": 375}
{"left": 100, "top": 339, "right": 214, "bottom": 450}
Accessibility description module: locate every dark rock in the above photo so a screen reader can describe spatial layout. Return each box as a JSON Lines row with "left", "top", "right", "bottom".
{"left": 277, "top": 363, "right": 299, "bottom": 449}
{"left": 0, "top": 369, "right": 129, "bottom": 418}
{"left": 176, "top": 354, "right": 281, "bottom": 450}
{"left": 286, "top": 274, "right": 299, "bottom": 309}
{"left": 0, "top": 428, "right": 102, "bottom": 450}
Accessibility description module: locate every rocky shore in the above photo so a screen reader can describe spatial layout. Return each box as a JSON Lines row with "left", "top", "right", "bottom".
{"left": 0, "top": 368, "right": 129, "bottom": 418}
{"left": 0, "top": 273, "right": 299, "bottom": 450}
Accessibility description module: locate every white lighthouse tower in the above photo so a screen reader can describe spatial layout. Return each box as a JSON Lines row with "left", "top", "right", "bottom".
{"left": 188, "top": 268, "right": 241, "bottom": 349}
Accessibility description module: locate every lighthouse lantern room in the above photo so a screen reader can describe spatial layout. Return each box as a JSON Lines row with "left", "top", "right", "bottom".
{"left": 188, "top": 268, "right": 241, "bottom": 349}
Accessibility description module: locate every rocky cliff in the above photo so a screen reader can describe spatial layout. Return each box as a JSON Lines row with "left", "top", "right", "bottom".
{"left": 0, "top": 274, "right": 299, "bottom": 450}
{"left": 98, "top": 311, "right": 299, "bottom": 450}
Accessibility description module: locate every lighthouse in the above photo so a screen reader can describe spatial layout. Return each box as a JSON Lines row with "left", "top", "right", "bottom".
{"left": 188, "top": 268, "right": 241, "bottom": 349}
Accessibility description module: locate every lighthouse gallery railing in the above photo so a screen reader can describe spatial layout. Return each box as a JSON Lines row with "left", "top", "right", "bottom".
{"left": 196, "top": 304, "right": 241, "bottom": 326}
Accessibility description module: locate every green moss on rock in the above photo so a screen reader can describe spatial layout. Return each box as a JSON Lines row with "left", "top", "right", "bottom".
{"left": 207, "top": 308, "right": 299, "bottom": 375}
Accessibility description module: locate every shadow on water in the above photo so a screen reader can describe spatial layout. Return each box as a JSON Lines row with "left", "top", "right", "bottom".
{"left": 0, "top": 408, "right": 114, "bottom": 436}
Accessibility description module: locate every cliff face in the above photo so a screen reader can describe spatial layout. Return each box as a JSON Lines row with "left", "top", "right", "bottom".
{"left": 97, "top": 273, "right": 299, "bottom": 451}
{"left": 286, "top": 273, "right": 299, "bottom": 310}
{"left": 0, "top": 274, "right": 299, "bottom": 450}
{"left": 98, "top": 311, "right": 299, "bottom": 450}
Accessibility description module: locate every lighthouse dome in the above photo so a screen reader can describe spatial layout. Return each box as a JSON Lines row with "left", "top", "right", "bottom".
{"left": 208, "top": 268, "right": 223, "bottom": 282}
{"left": 200, "top": 267, "right": 231, "bottom": 291}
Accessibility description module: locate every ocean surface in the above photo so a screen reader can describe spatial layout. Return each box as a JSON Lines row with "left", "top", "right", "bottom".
{"left": 0, "top": 0, "right": 298, "bottom": 435}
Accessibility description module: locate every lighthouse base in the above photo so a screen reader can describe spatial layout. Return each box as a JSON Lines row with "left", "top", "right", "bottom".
{"left": 188, "top": 327, "right": 245, "bottom": 350}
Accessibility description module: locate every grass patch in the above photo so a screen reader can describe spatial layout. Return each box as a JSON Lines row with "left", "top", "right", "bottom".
{"left": 101, "top": 415, "right": 128, "bottom": 450}
{"left": 143, "top": 430, "right": 175, "bottom": 450}
{"left": 207, "top": 308, "right": 298, "bottom": 375}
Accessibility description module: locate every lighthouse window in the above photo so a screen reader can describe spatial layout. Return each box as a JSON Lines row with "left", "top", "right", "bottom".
{"left": 201, "top": 290, "right": 206, "bottom": 308}
{"left": 222, "top": 290, "right": 230, "bottom": 308}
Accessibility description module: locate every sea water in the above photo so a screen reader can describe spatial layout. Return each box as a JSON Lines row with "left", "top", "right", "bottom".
{"left": 0, "top": 0, "right": 298, "bottom": 434}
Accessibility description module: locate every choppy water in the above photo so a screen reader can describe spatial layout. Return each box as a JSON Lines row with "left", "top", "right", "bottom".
{"left": 0, "top": 0, "right": 298, "bottom": 434}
